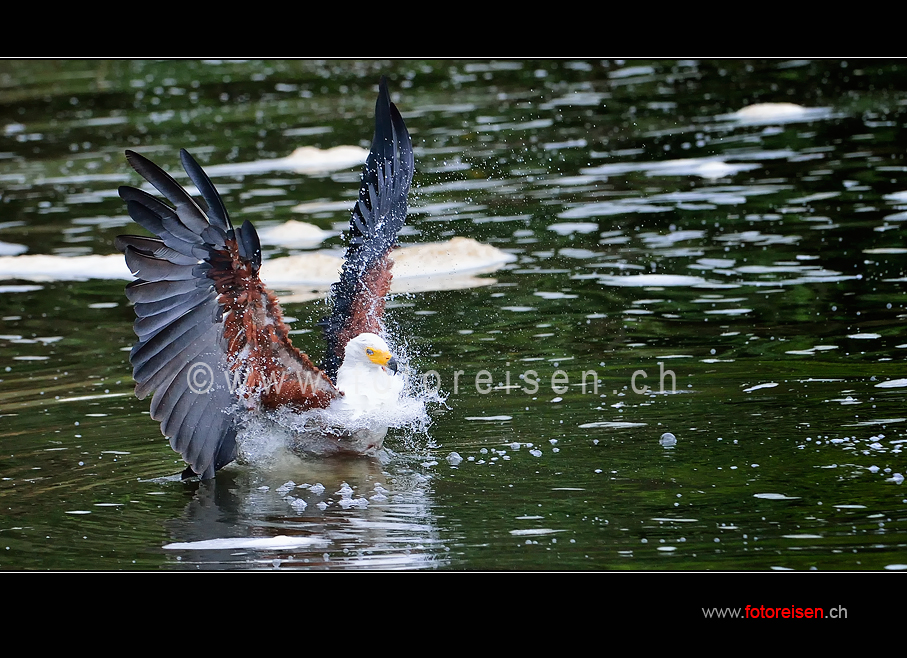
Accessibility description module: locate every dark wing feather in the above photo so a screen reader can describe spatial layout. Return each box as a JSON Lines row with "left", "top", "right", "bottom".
{"left": 321, "top": 76, "right": 414, "bottom": 380}
{"left": 124, "top": 150, "right": 212, "bottom": 236}
{"left": 178, "top": 148, "right": 231, "bottom": 233}
{"left": 132, "top": 287, "right": 214, "bottom": 337}
{"left": 117, "top": 149, "right": 338, "bottom": 479}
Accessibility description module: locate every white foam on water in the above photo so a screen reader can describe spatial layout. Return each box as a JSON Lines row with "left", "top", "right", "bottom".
{"left": 163, "top": 535, "right": 328, "bottom": 551}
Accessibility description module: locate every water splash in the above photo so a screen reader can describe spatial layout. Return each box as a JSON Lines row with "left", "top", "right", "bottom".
{"left": 234, "top": 348, "right": 445, "bottom": 468}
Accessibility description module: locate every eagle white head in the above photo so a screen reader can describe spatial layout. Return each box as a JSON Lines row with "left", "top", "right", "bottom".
{"left": 341, "top": 333, "right": 398, "bottom": 373}
{"left": 334, "top": 333, "right": 404, "bottom": 415}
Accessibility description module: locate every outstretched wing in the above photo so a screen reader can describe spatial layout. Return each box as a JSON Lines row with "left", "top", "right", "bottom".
{"left": 321, "top": 77, "right": 414, "bottom": 380}
{"left": 117, "top": 149, "right": 338, "bottom": 479}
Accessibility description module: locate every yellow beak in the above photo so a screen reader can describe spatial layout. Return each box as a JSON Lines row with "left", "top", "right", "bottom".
{"left": 367, "top": 347, "right": 393, "bottom": 367}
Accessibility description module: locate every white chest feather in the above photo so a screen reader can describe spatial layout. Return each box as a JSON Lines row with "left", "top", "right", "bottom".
{"left": 335, "top": 361, "right": 404, "bottom": 417}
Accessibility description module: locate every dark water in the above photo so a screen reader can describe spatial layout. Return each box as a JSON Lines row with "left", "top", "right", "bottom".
{"left": 0, "top": 59, "right": 905, "bottom": 571}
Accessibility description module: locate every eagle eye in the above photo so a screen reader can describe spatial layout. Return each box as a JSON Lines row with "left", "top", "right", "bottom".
{"left": 366, "top": 348, "right": 375, "bottom": 356}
